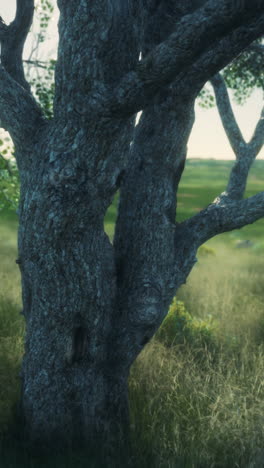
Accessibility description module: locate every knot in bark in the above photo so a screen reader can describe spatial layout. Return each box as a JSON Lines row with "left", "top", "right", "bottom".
{"left": 131, "top": 281, "right": 163, "bottom": 326}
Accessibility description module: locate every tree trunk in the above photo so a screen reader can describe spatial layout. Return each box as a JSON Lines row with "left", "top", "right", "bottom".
{"left": 15, "top": 91, "right": 197, "bottom": 453}
{"left": 16, "top": 124, "right": 133, "bottom": 454}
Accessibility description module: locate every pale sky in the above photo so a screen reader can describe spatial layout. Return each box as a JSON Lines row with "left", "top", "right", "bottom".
{"left": 1, "top": 0, "right": 263, "bottom": 160}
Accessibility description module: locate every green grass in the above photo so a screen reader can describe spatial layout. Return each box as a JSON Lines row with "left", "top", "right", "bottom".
{"left": 1, "top": 159, "right": 264, "bottom": 467}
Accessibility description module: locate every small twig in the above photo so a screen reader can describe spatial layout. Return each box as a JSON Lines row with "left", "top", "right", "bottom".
{"left": 24, "top": 59, "right": 49, "bottom": 69}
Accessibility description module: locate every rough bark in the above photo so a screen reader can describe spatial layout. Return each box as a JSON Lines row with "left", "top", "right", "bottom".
{"left": 17, "top": 121, "right": 132, "bottom": 452}
{"left": 1, "top": 0, "right": 264, "bottom": 456}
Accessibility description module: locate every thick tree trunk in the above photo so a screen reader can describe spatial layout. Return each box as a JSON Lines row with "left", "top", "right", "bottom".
{"left": 19, "top": 241, "right": 130, "bottom": 451}
{"left": 15, "top": 93, "right": 197, "bottom": 453}
{"left": 16, "top": 124, "right": 132, "bottom": 453}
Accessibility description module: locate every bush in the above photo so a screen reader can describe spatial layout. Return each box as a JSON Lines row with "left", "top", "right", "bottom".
{"left": 198, "top": 244, "right": 216, "bottom": 257}
{"left": 156, "top": 298, "right": 217, "bottom": 353}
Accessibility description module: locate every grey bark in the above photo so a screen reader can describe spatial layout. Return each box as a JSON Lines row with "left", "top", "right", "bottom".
{"left": 1, "top": 0, "right": 264, "bottom": 456}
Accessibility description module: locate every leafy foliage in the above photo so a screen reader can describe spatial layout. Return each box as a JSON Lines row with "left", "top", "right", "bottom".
{"left": 223, "top": 41, "right": 264, "bottom": 104}
{"left": 198, "top": 39, "right": 264, "bottom": 107}
{"left": 35, "top": 0, "right": 54, "bottom": 44}
{"left": 0, "top": 140, "right": 19, "bottom": 212}
{"left": 30, "top": 59, "right": 55, "bottom": 119}
{"left": 26, "top": 0, "right": 55, "bottom": 119}
{"left": 198, "top": 84, "right": 216, "bottom": 109}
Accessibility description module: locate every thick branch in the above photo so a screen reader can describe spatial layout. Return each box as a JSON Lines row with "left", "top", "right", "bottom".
{"left": 211, "top": 73, "right": 245, "bottom": 155}
{"left": 0, "top": 66, "right": 45, "bottom": 148}
{"left": 181, "top": 192, "right": 264, "bottom": 248}
{"left": 104, "top": 1, "right": 264, "bottom": 117}
{"left": 174, "top": 20, "right": 264, "bottom": 101}
{"left": 0, "top": 0, "right": 34, "bottom": 90}
{"left": 54, "top": 0, "right": 141, "bottom": 119}
{"left": 137, "top": 20, "right": 264, "bottom": 115}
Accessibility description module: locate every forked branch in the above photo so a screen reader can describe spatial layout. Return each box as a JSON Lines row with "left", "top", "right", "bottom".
{"left": 0, "top": 0, "right": 34, "bottom": 90}
{"left": 211, "top": 73, "right": 246, "bottom": 155}
{"left": 0, "top": 66, "right": 44, "bottom": 147}
{"left": 211, "top": 74, "right": 263, "bottom": 200}
{"left": 0, "top": 1, "right": 46, "bottom": 149}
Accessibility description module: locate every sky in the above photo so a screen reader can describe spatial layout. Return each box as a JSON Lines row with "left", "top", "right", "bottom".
{"left": 1, "top": 0, "right": 263, "bottom": 160}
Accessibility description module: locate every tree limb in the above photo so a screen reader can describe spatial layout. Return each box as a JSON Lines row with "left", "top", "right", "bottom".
{"left": 142, "top": 20, "right": 264, "bottom": 112}
{"left": 0, "top": 0, "right": 34, "bottom": 90}
{"left": 178, "top": 76, "right": 263, "bottom": 247}
{"left": 209, "top": 73, "right": 263, "bottom": 199}
{"left": 248, "top": 107, "right": 264, "bottom": 156}
{"left": 181, "top": 192, "right": 264, "bottom": 248}
{"left": 104, "top": 0, "right": 264, "bottom": 117}
{"left": 0, "top": 66, "right": 45, "bottom": 148}
{"left": 211, "top": 75, "right": 264, "bottom": 161}
{"left": 23, "top": 59, "right": 50, "bottom": 70}
{"left": 222, "top": 108, "right": 264, "bottom": 200}
{"left": 210, "top": 73, "right": 246, "bottom": 155}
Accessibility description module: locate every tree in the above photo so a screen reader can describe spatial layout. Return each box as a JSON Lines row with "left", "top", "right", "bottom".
{"left": 0, "top": 0, "right": 264, "bottom": 458}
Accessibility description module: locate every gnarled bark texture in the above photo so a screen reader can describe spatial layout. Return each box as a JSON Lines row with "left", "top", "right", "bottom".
{"left": 0, "top": 0, "right": 264, "bottom": 457}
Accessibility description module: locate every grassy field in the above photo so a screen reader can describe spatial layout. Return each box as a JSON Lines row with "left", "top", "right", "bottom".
{"left": 1, "top": 159, "right": 264, "bottom": 467}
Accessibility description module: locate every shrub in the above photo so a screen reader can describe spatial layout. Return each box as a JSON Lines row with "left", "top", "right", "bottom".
{"left": 156, "top": 298, "right": 217, "bottom": 353}
{"left": 197, "top": 244, "right": 216, "bottom": 257}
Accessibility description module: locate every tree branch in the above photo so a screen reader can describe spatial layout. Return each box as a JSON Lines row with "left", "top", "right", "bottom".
{"left": 103, "top": 0, "right": 264, "bottom": 117}
{"left": 178, "top": 76, "right": 263, "bottom": 247}
{"left": 170, "top": 20, "right": 264, "bottom": 103}
{"left": 23, "top": 59, "right": 50, "bottom": 70}
{"left": 248, "top": 107, "right": 264, "bottom": 156}
{"left": 0, "top": 66, "right": 45, "bottom": 148}
{"left": 222, "top": 107, "right": 264, "bottom": 200}
{"left": 0, "top": 0, "right": 34, "bottom": 90}
{"left": 210, "top": 73, "right": 246, "bottom": 155}
{"left": 181, "top": 192, "right": 264, "bottom": 248}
